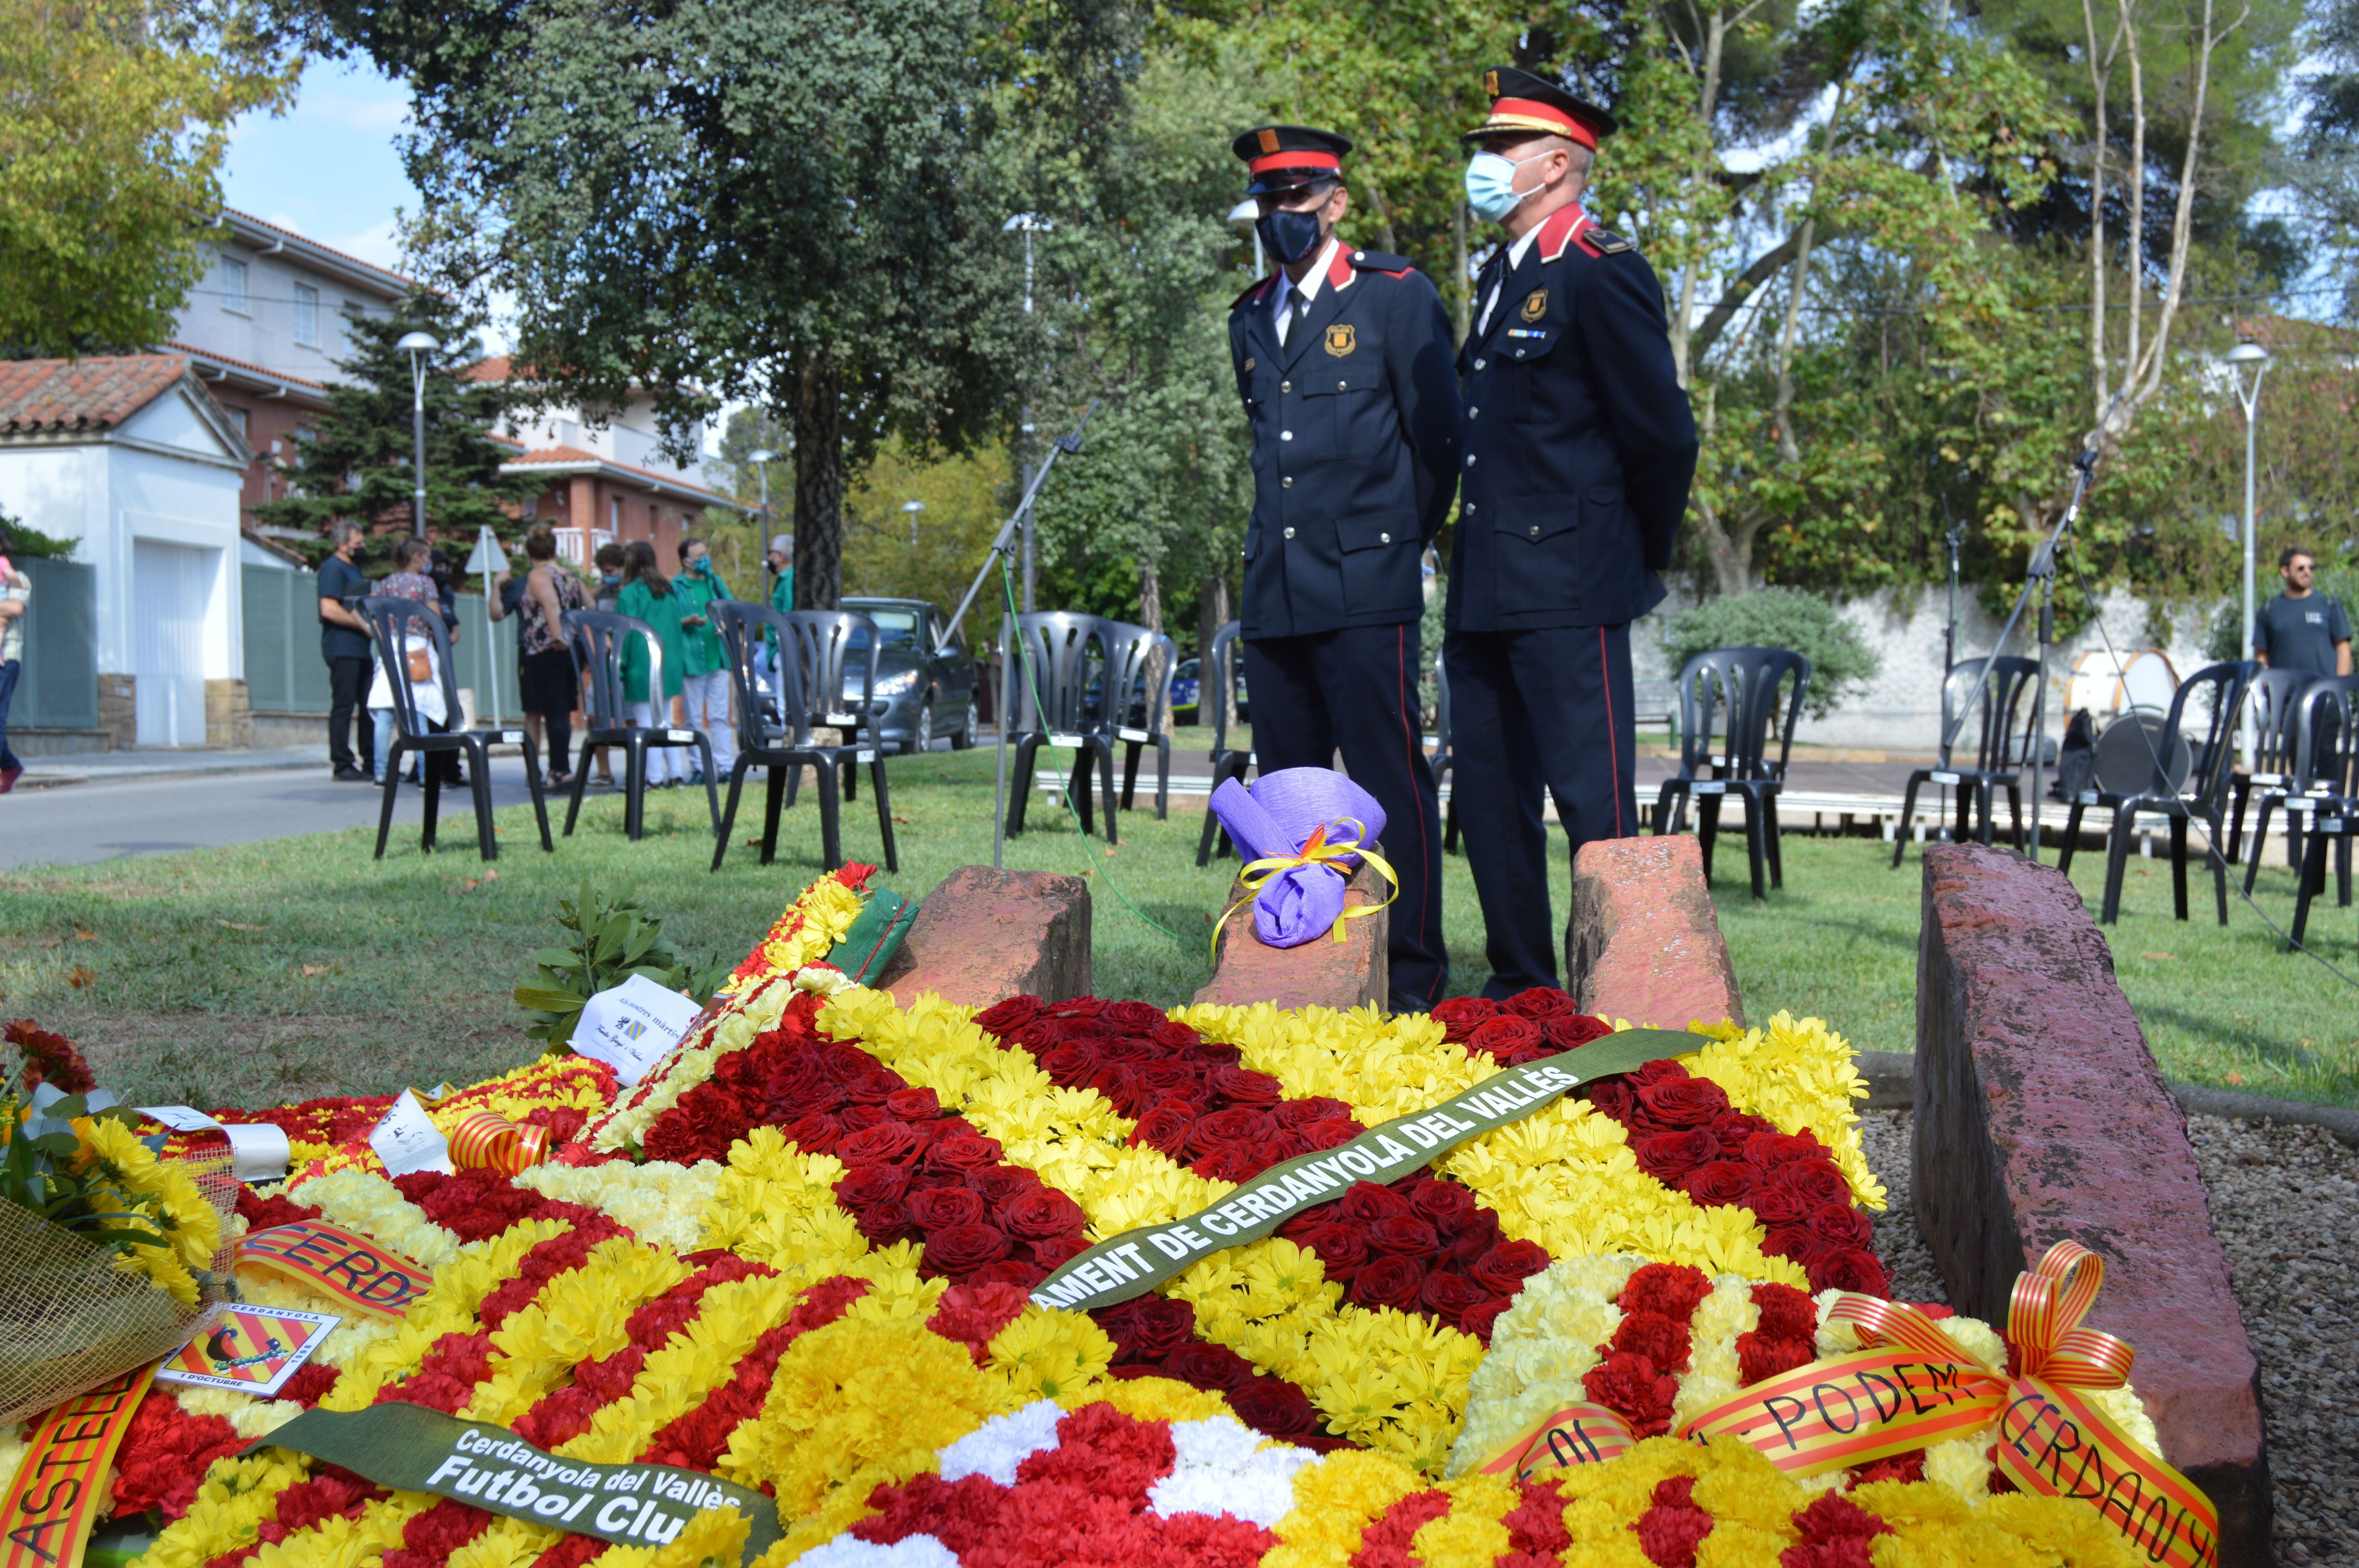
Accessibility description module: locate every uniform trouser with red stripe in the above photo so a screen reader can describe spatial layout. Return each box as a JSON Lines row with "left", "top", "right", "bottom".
{"left": 1241, "top": 624, "right": 1447, "bottom": 1011}
{"left": 1443, "top": 622, "right": 1637, "bottom": 998}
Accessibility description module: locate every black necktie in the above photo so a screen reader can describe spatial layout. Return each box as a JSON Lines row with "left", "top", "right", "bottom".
{"left": 1285, "top": 286, "right": 1309, "bottom": 347}
{"left": 1478, "top": 254, "right": 1506, "bottom": 336}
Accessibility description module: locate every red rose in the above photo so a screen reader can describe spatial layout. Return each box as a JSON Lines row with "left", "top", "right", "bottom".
{"left": 1024, "top": 1234, "right": 1089, "bottom": 1269}
{"left": 1774, "top": 1160, "right": 1853, "bottom": 1208}
{"left": 855, "top": 1201, "right": 915, "bottom": 1246}
{"left": 1812, "top": 1204, "right": 1873, "bottom": 1249}
{"left": 1419, "top": 1270, "right": 1494, "bottom": 1326}
{"left": 840, "top": 1067, "right": 907, "bottom": 1106}
{"left": 967, "top": 1167, "right": 1036, "bottom": 1204}
{"left": 1273, "top": 1096, "right": 1352, "bottom": 1130}
{"left": 779, "top": 1111, "right": 845, "bottom": 1154}
{"left": 1633, "top": 1128, "right": 1721, "bottom": 1181}
{"left": 920, "top": 1223, "right": 1012, "bottom": 1276}
{"left": 1164, "top": 1342, "right": 1257, "bottom": 1390}
{"left": 1088, "top": 1065, "right": 1150, "bottom": 1116}
{"left": 1134, "top": 1062, "right": 1199, "bottom": 1096}
{"left": 1637, "top": 1077, "right": 1732, "bottom": 1128}
{"left": 1581, "top": 1350, "right": 1677, "bottom": 1430}
{"left": 835, "top": 1122, "right": 926, "bottom": 1166}
{"left": 973, "top": 995, "right": 1045, "bottom": 1035}
{"left": 1448, "top": 1210, "right": 1504, "bottom": 1265}
{"left": 927, "top": 1134, "right": 1006, "bottom": 1175}
{"left": 1186, "top": 1105, "right": 1273, "bottom": 1157}
{"left": 1610, "top": 1308, "right": 1692, "bottom": 1370}
{"left": 1408, "top": 1180, "right": 1477, "bottom": 1230}
{"left": 1339, "top": 1182, "right": 1412, "bottom": 1223}
{"left": 1296, "top": 1222, "right": 1369, "bottom": 1273}
{"left": 1047, "top": 996, "right": 1107, "bottom": 1018}
{"left": 883, "top": 1087, "right": 939, "bottom": 1121}
{"left": 1194, "top": 1145, "right": 1265, "bottom": 1182}
{"left": 1621, "top": 1263, "right": 1713, "bottom": 1319}
{"left": 1678, "top": 1160, "right": 1760, "bottom": 1207}
{"left": 1459, "top": 1300, "right": 1509, "bottom": 1342}
{"left": 1429, "top": 996, "right": 1499, "bottom": 1042}
{"left": 1736, "top": 1330, "right": 1817, "bottom": 1386}
{"left": 1583, "top": 1080, "right": 1639, "bottom": 1123}
{"left": 834, "top": 1163, "right": 909, "bottom": 1208}
{"left": 1354, "top": 1256, "right": 1427, "bottom": 1310}
{"left": 1039, "top": 1043, "right": 1104, "bottom": 1082}
{"left": 998, "top": 1187, "right": 1087, "bottom": 1242}
{"left": 1814, "top": 1248, "right": 1887, "bottom": 1296}
{"left": 1368, "top": 1215, "right": 1440, "bottom": 1255}
{"left": 1544, "top": 1014, "right": 1613, "bottom": 1050}
{"left": 1229, "top": 1377, "right": 1321, "bottom": 1439}
{"left": 1468, "top": 1015, "right": 1545, "bottom": 1058}
{"left": 838, "top": 1103, "right": 892, "bottom": 1133}
{"left": 972, "top": 1258, "right": 1047, "bottom": 1289}
{"left": 1716, "top": 1112, "right": 1778, "bottom": 1141}
{"left": 1747, "top": 1184, "right": 1807, "bottom": 1226}
{"left": 1744, "top": 1130, "right": 1825, "bottom": 1168}
{"left": 1470, "top": 1240, "right": 1552, "bottom": 1295}
{"left": 1301, "top": 1116, "right": 1363, "bottom": 1149}
{"left": 1501, "top": 986, "right": 1578, "bottom": 1018}
{"left": 1751, "top": 1282, "right": 1819, "bottom": 1339}
{"left": 1149, "top": 1020, "right": 1204, "bottom": 1052}
{"left": 1115, "top": 1298, "right": 1196, "bottom": 1359}
{"left": 1132, "top": 1105, "right": 1195, "bottom": 1152}
{"left": 1208, "top": 1066, "right": 1285, "bottom": 1105}
{"left": 1629, "top": 1059, "right": 1688, "bottom": 1087}
{"left": 905, "top": 1186, "right": 987, "bottom": 1230}
{"left": 1763, "top": 1224, "right": 1816, "bottom": 1264}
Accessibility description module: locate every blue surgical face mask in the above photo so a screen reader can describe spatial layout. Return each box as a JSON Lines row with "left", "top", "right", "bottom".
{"left": 1254, "top": 205, "right": 1326, "bottom": 267}
{"left": 602, "top": 572, "right": 622, "bottom": 586}
{"left": 1464, "top": 151, "right": 1545, "bottom": 224}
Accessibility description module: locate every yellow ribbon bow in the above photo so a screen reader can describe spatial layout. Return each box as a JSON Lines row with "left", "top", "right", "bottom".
{"left": 1209, "top": 818, "right": 1399, "bottom": 960}
{"left": 448, "top": 1111, "right": 550, "bottom": 1176}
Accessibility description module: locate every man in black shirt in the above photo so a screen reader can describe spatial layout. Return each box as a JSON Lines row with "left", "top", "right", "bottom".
{"left": 318, "top": 520, "right": 375, "bottom": 780}
{"left": 2254, "top": 548, "right": 2353, "bottom": 677}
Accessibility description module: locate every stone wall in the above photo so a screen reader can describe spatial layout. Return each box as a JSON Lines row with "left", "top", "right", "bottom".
{"left": 205, "top": 678, "right": 252, "bottom": 748}
{"left": 97, "top": 673, "right": 135, "bottom": 750}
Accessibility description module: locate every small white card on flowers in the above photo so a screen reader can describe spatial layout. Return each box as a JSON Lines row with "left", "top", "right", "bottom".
{"left": 369, "top": 1090, "right": 452, "bottom": 1176}
{"left": 140, "top": 1106, "right": 294, "bottom": 1181}
{"left": 571, "top": 974, "right": 702, "bottom": 1086}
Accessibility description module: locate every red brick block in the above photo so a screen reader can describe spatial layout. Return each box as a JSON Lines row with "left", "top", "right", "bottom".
{"left": 1192, "top": 853, "right": 1388, "bottom": 1012}
{"left": 1565, "top": 835, "right": 1745, "bottom": 1030}
{"left": 1917, "top": 843, "right": 2268, "bottom": 1564}
{"left": 878, "top": 865, "right": 1091, "bottom": 1009}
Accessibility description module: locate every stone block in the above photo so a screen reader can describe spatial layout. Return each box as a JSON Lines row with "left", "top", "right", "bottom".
{"left": 1915, "top": 843, "right": 2268, "bottom": 1564}
{"left": 878, "top": 865, "right": 1090, "bottom": 1009}
{"left": 97, "top": 673, "right": 134, "bottom": 750}
{"left": 1565, "top": 835, "right": 1744, "bottom": 1029}
{"left": 205, "top": 678, "right": 252, "bottom": 748}
{"left": 1192, "top": 853, "right": 1388, "bottom": 1012}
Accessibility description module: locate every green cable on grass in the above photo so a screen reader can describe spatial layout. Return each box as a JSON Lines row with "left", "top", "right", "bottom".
{"left": 996, "top": 554, "right": 1194, "bottom": 951}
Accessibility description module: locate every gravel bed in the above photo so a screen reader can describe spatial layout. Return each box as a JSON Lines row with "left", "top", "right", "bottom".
{"left": 1857, "top": 1107, "right": 2359, "bottom": 1567}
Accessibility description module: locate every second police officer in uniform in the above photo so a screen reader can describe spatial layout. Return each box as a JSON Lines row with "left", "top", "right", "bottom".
{"left": 1446, "top": 69, "right": 1700, "bottom": 998}
{"left": 1225, "top": 126, "right": 1464, "bottom": 1013}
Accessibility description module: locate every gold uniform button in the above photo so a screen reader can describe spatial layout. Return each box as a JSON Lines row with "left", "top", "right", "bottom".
{"left": 1281, "top": 476, "right": 1293, "bottom": 489}
{"left": 1283, "top": 527, "right": 1296, "bottom": 540}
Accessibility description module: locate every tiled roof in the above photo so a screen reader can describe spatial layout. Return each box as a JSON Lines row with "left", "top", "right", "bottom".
{"left": 225, "top": 210, "right": 415, "bottom": 289}
{"left": 501, "top": 444, "right": 732, "bottom": 502}
{"left": 2234, "top": 314, "right": 2359, "bottom": 352}
{"left": 0, "top": 355, "right": 191, "bottom": 434}
{"left": 169, "top": 341, "right": 328, "bottom": 392}
{"left": 505, "top": 443, "right": 603, "bottom": 465}
{"left": 465, "top": 355, "right": 524, "bottom": 383}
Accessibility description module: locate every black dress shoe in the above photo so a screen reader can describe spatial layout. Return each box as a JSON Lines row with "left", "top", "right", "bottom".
{"left": 334, "top": 766, "right": 369, "bottom": 782}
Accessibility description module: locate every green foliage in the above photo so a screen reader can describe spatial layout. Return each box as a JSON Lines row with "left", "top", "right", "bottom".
{"left": 1657, "top": 586, "right": 1883, "bottom": 720}
{"left": 513, "top": 884, "right": 727, "bottom": 1052}
{"left": 0, "top": 0, "right": 291, "bottom": 357}
{"left": 0, "top": 514, "right": 77, "bottom": 559}
{"left": 252, "top": 293, "right": 538, "bottom": 555}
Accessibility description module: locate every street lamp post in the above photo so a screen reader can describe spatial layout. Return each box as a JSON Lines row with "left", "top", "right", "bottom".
{"left": 2225, "top": 341, "right": 2270, "bottom": 760}
{"left": 902, "top": 499, "right": 925, "bottom": 548}
{"left": 396, "top": 332, "right": 440, "bottom": 540}
{"left": 1003, "top": 214, "right": 1053, "bottom": 613}
{"left": 1225, "top": 198, "right": 1264, "bottom": 279}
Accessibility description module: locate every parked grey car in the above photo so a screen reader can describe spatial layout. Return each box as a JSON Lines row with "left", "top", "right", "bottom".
{"left": 841, "top": 597, "right": 982, "bottom": 754}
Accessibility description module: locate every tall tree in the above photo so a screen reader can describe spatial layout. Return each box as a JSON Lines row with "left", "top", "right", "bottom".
{"left": 254, "top": 294, "right": 537, "bottom": 556}
{"left": 326, "top": 0, "right": 1028, "bottom": 608}
{"left": 1, "top": 0, "right": 291, "bottom": 356}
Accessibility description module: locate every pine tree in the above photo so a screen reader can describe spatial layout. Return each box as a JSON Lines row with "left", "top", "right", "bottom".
{"left": 254, "top": 293, "right": 537, "bottom": 561}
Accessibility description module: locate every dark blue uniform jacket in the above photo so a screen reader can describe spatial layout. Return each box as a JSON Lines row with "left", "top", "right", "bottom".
{"left": 1228, "top": 246, "right": 1464, "bottom": 638}
{"left": 1448, "top": 206, "right": 1698, "bottom": 633}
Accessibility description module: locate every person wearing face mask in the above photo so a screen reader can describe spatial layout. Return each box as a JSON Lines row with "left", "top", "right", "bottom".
{"left": 1225, "top": 124, "right": 1464, "bottom": 1015}
{"left": 1446, "top": 67, "right": 1699, "bottom": 1000}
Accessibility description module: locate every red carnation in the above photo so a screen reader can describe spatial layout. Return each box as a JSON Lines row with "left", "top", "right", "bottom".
{"left": 5, "top": 1020, "right": 97, "bottom": 1094}
{"left": 1339, "top": 1181, "right": 1413, "bottom": 1223}
{"left": 1634, "top": 1475, "right": 1714, "bottom": 1567}
{"left": 972, "top": 995, "right": 1045, "bottom": 1035}
{"left": 1582, "top": 1350, "right": 1677, "bottom": 1432}
{"left": 1468, "top": 1015, "right": 1545, "bottom": 1059}
{"left": 1163, "top": 1341, "right": 1258, "bottom": 1390}
{"left": 1633, "top": 1128, "right": 1721, "bottom": 1181}
{"left": 834, "top": 1163, "right": 909, "bottom": 1208}
{"left": 1737, "top": 1332, "right": 1818, "bottom": 1386}
{"left": 1611, "top": 1308, "right": 1693, "bottom": 1371}
{"left": 1751, "top": 1282, "right": 1819, "bottom": 1339}
{"left": 998, "top": 1186, "right": 1087, "bottom": 1242}
{"left": 905, "top": 1185, "right": 988, "bottom": 1230}
{"left": 1637, "top": 1076, "right": 1732, "bottom": 1129}
{"left": 1408, "top": 1180, "right": 1478, "bottom": 1229}
{"left": 1679, "top": 1160, "right": 1759, "bottom": 1206}
{"left": 1470, "top": 1240, "right": 1552, "bottom": 1294}
{"left": 1622, "top": 1262, "right": 1713, "bottom": 1319}
{"left": 1792, "top": 1492, "right": 1894, "bottom": 1546}
{"left": 926, "top": 1281, "right": 1029, "bottom": 1360}
{"left": 1354, "top": 1256, "right": 1427, "bottom": 1310}
{"left": 1230, "top": 1377, "right": 1322, "bottom": 1438}
{"left": 921, "top": 1223, "right": 1012, "bottom": 1276}
{"left": 1368, "top": 1215, "right": 1440, "bottom": 1256}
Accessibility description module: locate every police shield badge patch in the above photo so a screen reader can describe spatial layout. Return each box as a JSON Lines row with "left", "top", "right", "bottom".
{"left": 1520, "top": 289, "right": 1548, "bottom": 322}
{"left": 1325, "top": 325, "right": 1356, "bottom": 356}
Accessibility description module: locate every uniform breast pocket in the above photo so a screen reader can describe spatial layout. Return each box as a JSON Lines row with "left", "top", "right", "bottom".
{"left": 1496, "top": 326, "right": 1561, "bottom": 423}
{"left": 1492, "top": 504, "right": 1583, "bottom": 617}
{"left": 1339, "top": 514, "right": 1420, "bottom": 619}
{"left": 1305, "top": 359, "right": 1386, "bottom": 457}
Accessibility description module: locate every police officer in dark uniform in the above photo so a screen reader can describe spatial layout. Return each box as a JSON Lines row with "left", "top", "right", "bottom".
{"left": 1225, "top": 125, "right": 1465, "bottom": 1012}
{"left": 1445, "top": 70, "right": 1699, "bottom": 998}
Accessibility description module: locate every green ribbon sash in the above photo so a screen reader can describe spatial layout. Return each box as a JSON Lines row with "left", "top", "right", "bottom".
{"left": 1029, "top": 1027, "right": 1698, "bottom": 1314}
{"left": 249, "top": 1406, "right": 780, "bottom": 1564}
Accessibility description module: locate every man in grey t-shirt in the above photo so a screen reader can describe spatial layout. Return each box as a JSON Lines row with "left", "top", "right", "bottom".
{"left": 2254, "top": 548, "right": 2353, "bottom": 678}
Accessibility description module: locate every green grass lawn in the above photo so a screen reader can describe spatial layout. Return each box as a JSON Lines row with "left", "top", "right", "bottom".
{"left": 3, "top": 746, "right": 2353, "bottom": 1110}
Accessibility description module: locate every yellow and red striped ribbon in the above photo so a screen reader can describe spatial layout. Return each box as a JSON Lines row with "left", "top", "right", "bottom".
{"left": 447, "top": 1111, "right": 549, "bottom": 1175}
{"left": 2007, "top": 1240, "right": 2137, "bottom": 1387}
{"left": 1476, "top": 1401, "right": 1638, "bottom": 1481}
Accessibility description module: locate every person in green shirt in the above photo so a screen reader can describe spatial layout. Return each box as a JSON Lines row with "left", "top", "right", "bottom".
{"left": 616, "top": 539, "right": 691, "bottom": 786}
{"left": 759, "top": 534, "right": 796, "bottom": 720}
{"left": 674, "top": 535, "right": 736, "bottom": 782}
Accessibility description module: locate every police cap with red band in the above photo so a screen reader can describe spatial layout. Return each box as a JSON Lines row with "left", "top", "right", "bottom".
{"left": 1462, "top": 66, "right": 1617, "bottom": 150}
{"left": 1230, "top": 125, "right": 1354, "bottom": 196}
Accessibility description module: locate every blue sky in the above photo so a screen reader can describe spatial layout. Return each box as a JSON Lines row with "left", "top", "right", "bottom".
{"left": 222, "top": 57, "right": 420, "bottom": 273}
